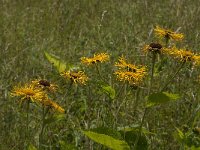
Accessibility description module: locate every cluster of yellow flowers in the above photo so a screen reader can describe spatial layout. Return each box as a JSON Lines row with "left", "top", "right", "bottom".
{"left": 80, "top": 53, "right": 147, "bottom": 85}
{"left": 11, "top": 80, "right": 65, "bottom": 113}
{"left": 59, "top": 53, "right": 110, "bottom": 85}
{"left": 143, "top": 26, "right": 200, "bottom": 64}
{"left": 13, "top": 25, "right": 198, "bottom": 112}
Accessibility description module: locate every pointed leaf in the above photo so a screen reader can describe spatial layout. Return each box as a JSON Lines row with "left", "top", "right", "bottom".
{"left": 83, "top": 131, "right": 130, "bottom": 150}
{"left": 146, "top": 92, "right": 180, "bottom": 107}
{"left": 44, "top": 52, "right": 66, "bottom": 73}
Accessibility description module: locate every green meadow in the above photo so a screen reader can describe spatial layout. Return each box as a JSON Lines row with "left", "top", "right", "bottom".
{"left": 1, "top": 0, "right": 200, "bottom": 149}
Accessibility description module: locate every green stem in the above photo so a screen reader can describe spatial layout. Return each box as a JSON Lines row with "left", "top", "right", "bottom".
{"left": 161, "top": 61, "right": 185, "bottom": 92}
{"left": 39, "top": 107, "right": 49, "bottom": 149}
{"left": 133, "top": 108, "right": 149, "bottom": 149}
{"left": 95, "top": 64, "right": 108, "bottom": 84}
{"left": 132, "top": 88, "right": 140, "bottom": 117}
{"left": 39, "top": 107, "right": 45, "bottom": 149}
{"left": 133, "top": 53, "right": 156, "bottom": 149}
{"left": 114, "top": 83, "right": 127, "bottom": 126}
{"left": 25, "top": 100, "right": 30, "bottom": 147}
{"left": 148, "top": 53, "right": 156, "bottom": 95}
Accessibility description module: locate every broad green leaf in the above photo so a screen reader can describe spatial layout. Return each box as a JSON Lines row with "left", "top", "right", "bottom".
{"left": 44, "top": 114, "right": 65, "bottom": 125}
{"left": 146, "top": 92, "right": 180, "bottom": 107}
{"left": 59, "top": 141, "right": 77, "bottom": 150}
{"left": 101, "top": 85, "right": 116, "bottom": 100}
{"left": 27, "top": 144, "right": 37, "bottom": 150}
{"left": 44, "top": 52, "right": 66, "bottom": 73}
{"left": 91, "top": 127, "right": 122, "bottom": 140}
{"left": 118, "top": 125, "right": 155, "bottom": 135}
{"left": 83, "top": 131, "right": 130, "bottom": 150}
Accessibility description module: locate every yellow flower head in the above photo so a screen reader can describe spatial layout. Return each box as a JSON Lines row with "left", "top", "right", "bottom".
{"left": 115, "top": 56, "right": 146, "bottom": 72}
{"left": 193, "top": 55, "right": 200, "bottom": 66}
{"left": 143, "top": 43, "right": 163, "bottom": 54}
{"left": 114, "top": 56, "right": 147, "bottom": 85}
{"left": 115, "top": 56, "right": 136, "bottom": 71}
{"left": 163, "top": 47, "right": 195, "bottom": 62}
{"left": 61, "top": 71, "right": 88, "bottom": 85}
{"left": 11, "top": 83, "right": 47, "bottom": 103}
{"left": 31, "top": 79, "right": 58, "bottom": 92}
{"left": 41, "top": 99, "right": 65, "bottom": 113}
{"left": 114, "top": 70, "right": 146, "bottom": 85}
{"left": 81, "top": 53, "right": 110, "bottom": 65}
{"left": 154, "top": 26, "right": 184, "bottom": 41}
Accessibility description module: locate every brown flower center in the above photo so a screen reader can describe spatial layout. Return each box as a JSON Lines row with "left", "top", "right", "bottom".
{"left": 149, "top": 43, "right": 162, "bottom": 49}
{"left": 39, "top": 80, "right": 50, "bottom": 87}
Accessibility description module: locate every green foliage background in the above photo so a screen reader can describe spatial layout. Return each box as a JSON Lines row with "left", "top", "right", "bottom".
{"left": 1, "top": 0, "right": 200, "bottom": 149}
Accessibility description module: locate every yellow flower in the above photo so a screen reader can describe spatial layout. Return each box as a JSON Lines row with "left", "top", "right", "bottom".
{"left": 143, "top": 43, "right": 163, "bottom": 54}
{"left": 81, "top": 53, "right": 110, "bottom": 65}
{"left": 163, "top": 47, "right": 196, "bottom": 62}
{"left": 154, "top": 26, "right": 184, "bottom": 41}
{"left": 41, "top": 99, "right": 65, "bottom": 113}
{"left": 114, "top": 56, "right": 147, "bottom": 85}
{"left": 11, "top": 83, "right": 47, "bottom": 103}
{"left": 114, "top": 70, "right": 146, "bottom": 85}
{"left": 115, "top": 56, "right": 137, "bottom": 71}
{"left": 61, "top": 71, "right": 88, "bottom": 85}
{"left": 31, "top": 79, "right": 58, "bottom": 92}
{"left": 115, "top": 56, "right": 146, "bottom": 72}
{"left": 193, "top": 55, "right": 200, "bottom": 65}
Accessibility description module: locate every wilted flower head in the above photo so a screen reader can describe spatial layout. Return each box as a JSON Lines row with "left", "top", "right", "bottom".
{"left": 154, "top": 26, "right": 184, "bottom": 41}
{"left": 11, "top": 83, "right": 47, "bottom": 103}
{"left": 81, "top": 53, "right": 110, "bottom": 65}
{"left": 61, "top": 71, "right": 88, "bottom": 85}
{"left": 143, "top": 43, "right": 163, "bottom": 54}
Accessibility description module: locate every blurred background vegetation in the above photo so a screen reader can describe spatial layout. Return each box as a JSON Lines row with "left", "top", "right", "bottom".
{"left": 1, "top": 0, "right": 200, "bottom": 149}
